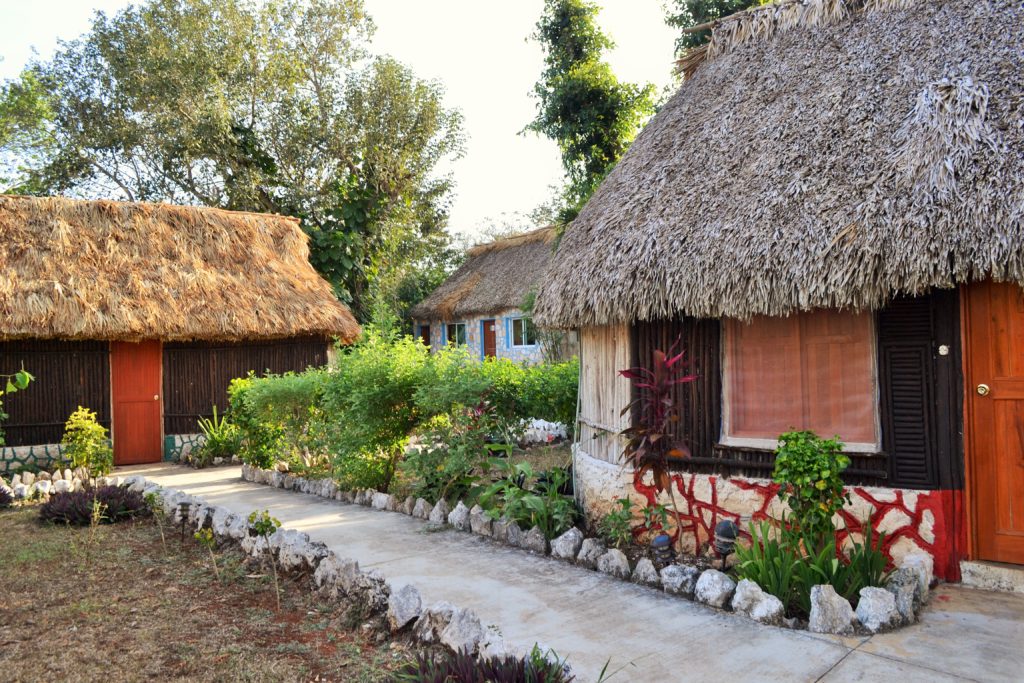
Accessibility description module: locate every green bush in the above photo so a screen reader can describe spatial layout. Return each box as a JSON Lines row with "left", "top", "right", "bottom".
{"left": 320, "top": 330, "right": 430, "bottom": 491}
{"left": 520, "top": 357, "right": 579, "bottom": 433}
{"left": 478, "top": 460, "right": 577, "bottom": 540}
{"left": 228, "top": 377, "right": 288, "bottom": 469}
{"left": 61, "top": 406, "right": 113, "bottom": 478}
{"left": 193, "top": 406, "right": 242, "bottom": 466}
{"left": 735, "top": 521, "right": 801, "bottom": 609}
{"left": 598, "top": 497, "right": 635, "bottom": 549}
{"left": 772, "top": 430, "right": 850, "bottom": 547}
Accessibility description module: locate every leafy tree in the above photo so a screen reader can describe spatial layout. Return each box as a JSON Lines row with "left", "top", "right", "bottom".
{"left": 0, "top": 0, "right": 465, "bottom": 322}
{"left": 526, "top": 0, "right": 656, "bottom": 222}
{"left": 664, "top": 0, "right": 767, "bottom": 55}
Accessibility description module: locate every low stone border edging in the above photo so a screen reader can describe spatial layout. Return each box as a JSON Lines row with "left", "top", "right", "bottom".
{"left": 119, "top": 472, "right": 565, "bottom": 671}
{"left": 241, "top": 463, "right": 934, "bottom": 636}
{"left": 1, "top": 468, "right": 121, "bottom": 500}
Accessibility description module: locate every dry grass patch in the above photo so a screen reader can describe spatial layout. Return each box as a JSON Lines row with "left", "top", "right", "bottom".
{"left": 0, "top": 507, "right": 413, "bottom": 682}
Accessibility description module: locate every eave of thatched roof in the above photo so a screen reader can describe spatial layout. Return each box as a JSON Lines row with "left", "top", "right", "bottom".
{"left": 534, "top": 0, "right": 1024, "bottom": 328}
{"left": 410, "top": 226, "right": 556, "bottom": 320}
{"left": 0, "top": 195, "right": 360, "bottom": 342}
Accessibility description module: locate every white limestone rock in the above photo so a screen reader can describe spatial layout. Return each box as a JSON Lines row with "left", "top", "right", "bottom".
{"left": 550, "top": 528, "right": 584, "bottom": 561}
{"left": 522, "top": 526, "right": 548, "bottom": 554}
{"left": 448, "top": 502, "right": 471, "bottom": 531}
{"left": 428, "top": 499, "right": 451, "bottom": 525}
{"left": 412, "top": 498, "right": 432, "bottom": 519}
{"left": 596, "top": 549, "right": 631, "bottom": 579}
{"left": 469, "top": 505, "right": 492, "bottom": 537}
{"left": 808, "top": 584, "right": 856, "bottom": 635}
{"left": 440, "top": 608, "right": 485, "bottom": 655}
{"left": 576, "top": 538, "right": 606, "bottom": 569}
{"left": 695, "top": 569, "right": 736, "bottom": 609}
{"left": 632, "top": 558, "right": 661, "bottom": 587}
{"left": 387, "top": 584, "right": 423, "bottom": 632}
{"left": 660, "top": 564, "right": 701, "bottom": 597}
{"left": 413, "top": 601, "right": 457, "bottom": 644}
{"left": 731, "top": 579, "right": 785, "bottom": 625}
{"left": 856, "top": 586, "right": 899, "bottom": 633}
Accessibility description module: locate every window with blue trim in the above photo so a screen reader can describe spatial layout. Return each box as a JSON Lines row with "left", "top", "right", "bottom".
{"left": 445, "top": 322, "right": 467, "bottom": 347}
{"left": 510, "top": 317, "right": 537, "bottom": 347}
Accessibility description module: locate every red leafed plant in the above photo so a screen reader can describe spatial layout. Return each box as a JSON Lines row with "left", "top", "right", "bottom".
{"left": 619, "top": 338, "right": 697, "bottom": 553}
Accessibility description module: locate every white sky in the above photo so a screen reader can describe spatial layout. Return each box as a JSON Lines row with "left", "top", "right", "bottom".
{"left": 0, "top": 0, "right": 677, "bottom": 240}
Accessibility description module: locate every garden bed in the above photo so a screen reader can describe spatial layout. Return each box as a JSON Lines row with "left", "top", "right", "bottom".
{"left": 241, "top": 463, "right": 935, "bottom": 637}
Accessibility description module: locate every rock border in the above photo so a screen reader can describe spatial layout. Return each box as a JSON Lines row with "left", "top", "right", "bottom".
{"left": 239, "top": 464, "right": 932, "bottom": 635}
{"left": 121, "top": 472, "right": 570, "bottom": 673}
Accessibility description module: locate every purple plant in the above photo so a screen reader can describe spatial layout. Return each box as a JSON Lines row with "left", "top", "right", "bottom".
{"left": 39, "top": 485, "right": 150, "bottom": 526}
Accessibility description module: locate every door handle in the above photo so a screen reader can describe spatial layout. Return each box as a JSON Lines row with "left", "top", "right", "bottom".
{"left": 154, "top": 395, "right": 160, "bottom": 401}
{"left": 976, "top": 384, "right": 990, "bottom": 397}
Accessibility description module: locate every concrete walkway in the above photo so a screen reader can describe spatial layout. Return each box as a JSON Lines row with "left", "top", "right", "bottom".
{"left": 125, "top": 464, "right": 1024, "bottom": 682}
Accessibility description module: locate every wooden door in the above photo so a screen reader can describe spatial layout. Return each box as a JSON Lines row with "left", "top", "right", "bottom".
{"left": 964, "top": 281, "right": 1024, "bottom": 564}
{"left": 482, "top": 320, "right": 497, "bottom": 358}
{"left": 111, "top": 340, "right": 163, "bottom": 465}
{"left": 419, "top": 325, "right": 431, "bottom": 348}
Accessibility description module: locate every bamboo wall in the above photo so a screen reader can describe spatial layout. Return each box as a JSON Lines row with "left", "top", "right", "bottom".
{"left": 577, "top": 324, "right": 632, "bottom": 464}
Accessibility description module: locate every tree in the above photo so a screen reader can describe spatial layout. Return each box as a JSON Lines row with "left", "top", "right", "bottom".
{"left": 526, "top": 0, "right": 656, "bottom": 223}
{"left": 664, "top": 0, "right": 767, "bottom": 56}
{"left": 0, "top": 0, "right": 465, "bottom": 322}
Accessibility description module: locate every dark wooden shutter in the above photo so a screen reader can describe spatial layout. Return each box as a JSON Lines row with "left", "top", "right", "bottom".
{"left": 877, "top": 290, "right": 963, "bottom": 490}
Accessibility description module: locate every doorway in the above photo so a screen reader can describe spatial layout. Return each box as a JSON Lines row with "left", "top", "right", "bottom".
{"left": 111, "top": 340, "right": 163, "bottom": 465}
{"left": 482, "top": 319, "right": 497, "bottom": 359}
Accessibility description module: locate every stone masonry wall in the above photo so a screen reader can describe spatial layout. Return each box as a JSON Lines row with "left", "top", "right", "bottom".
{"left": 574, "top": 448, "right": 961, "bottom": 582}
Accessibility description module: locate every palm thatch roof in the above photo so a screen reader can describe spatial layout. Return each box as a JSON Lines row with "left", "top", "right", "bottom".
{"left": 410, "top": 227, "right": 556, "bottom": 320}
{"left": 534, "top": 0, "right": 1024, "bottom": 328}
{"left": 0, "top": 195, "right": 360, "bottom": 342}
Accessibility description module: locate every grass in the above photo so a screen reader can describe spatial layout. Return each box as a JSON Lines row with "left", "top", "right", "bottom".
{"left": 0, "top": 506, "right": 417, "bottom": 682}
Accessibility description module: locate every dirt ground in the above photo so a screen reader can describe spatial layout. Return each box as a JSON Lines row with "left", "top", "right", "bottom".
{"left": 0, "top": 506, "right": 416, "bottom": 683}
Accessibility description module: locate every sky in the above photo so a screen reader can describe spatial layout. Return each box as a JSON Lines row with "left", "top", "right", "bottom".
{"left": 0, "top": 0, "right": 678, "bottom": 240}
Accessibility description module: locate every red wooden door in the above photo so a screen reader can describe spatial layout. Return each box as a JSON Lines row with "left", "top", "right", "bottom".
{"left": 964, "top": 281, "right": 1024, "bottom": 565}
{"left": 482, "top": 320, "right": 497, "bottom": 358}
{"left": 111, "top": 341, "right": 163, "bottom": 465}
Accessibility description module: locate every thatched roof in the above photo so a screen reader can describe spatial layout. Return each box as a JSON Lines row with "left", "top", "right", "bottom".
{"left": 410, "top": 227, "right": 556, "bottom": 320}
{"left": 534, "top": 0, "right": 1024, "bottom": 328}
{"left": 0, "top": 195, "right": 360, "bottom": 342}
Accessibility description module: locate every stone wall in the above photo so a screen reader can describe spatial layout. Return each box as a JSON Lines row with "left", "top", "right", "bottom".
{"left": 418, "top": 308, "right": 546, "bottom": 364}
{"left": 0, "top": 443, "right": 64, "bottom": 476}
{"left": 574, "top": 447, "right": 961, "bottom": 582}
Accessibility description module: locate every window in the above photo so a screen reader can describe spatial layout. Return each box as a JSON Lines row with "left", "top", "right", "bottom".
{"left": 510, "top": 317, "right": 537, "bottom": 347}
{"left": 445, "top": 322, "right": 467, "bottom": 347}
{"left": 723, "top": 310, "right": 878, "bottom": 450}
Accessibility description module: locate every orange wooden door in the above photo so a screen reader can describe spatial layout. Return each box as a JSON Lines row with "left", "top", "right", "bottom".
{"left": 111, "top": 341, "right": 163, "bottom": 465}
{"left": 965, "top": 281, "right": 1024, "bottom": 564}
{"left": 482, "top": 320, "right": 497, "bottom": 358}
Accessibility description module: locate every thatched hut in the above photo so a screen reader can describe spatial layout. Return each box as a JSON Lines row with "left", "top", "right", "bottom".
{"left": 411, "top": 226, "right": 574, "bottom": 363}
{"left": 0, "top": 195, "right": 359, "bottom": 471}
{"left": 534, "top": 0, "right": 1024, "bottom": 581}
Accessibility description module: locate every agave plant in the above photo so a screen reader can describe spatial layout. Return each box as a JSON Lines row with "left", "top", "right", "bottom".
{"left": 619, "top": 337, "right": 698, "bottom": 553}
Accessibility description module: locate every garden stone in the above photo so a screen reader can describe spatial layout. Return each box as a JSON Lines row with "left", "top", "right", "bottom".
{"left": 107, "top": 476, "right": 120, "bottom": 487}
{"left": 50, "top": 470, "right": 61, "bottom": 481}
{"left": 355, "top": 569, "right": 390, "bottom": 612}
{"left": 315, "top": 555, "right": 360, "bottom": 599}
{"left": 490, "top": 517, "right": 512, "bottom": 544}
{"left": 402, "top": 496, "right": 416, "bottom": 515}
{"left": 37, "top": 470, "right": 51, "bottom": 482}
{"left": 660, "top": 564, "right": 700, "bottom": 597}
{"left": 21, "top": 471, "right": 35, "bottom": 487}
{"left": 340, "top": 489, "right": 355, "bottom": 503}
{"left": 632, "top": 558, "right": 661, "bottom": 587}
{"left": 808, "top": 584, "right": 856, "bottom": 635}
{"left": 428, "top": 499, "right": 451, "bottom": 525}
{"left": 231, "top": 455, "right": 240, "bottom": 464}
{"left": 480, "top": 627, "right": 515, "bottom": 660}
{"left": 225, "top": 514, "right": 248, "bottom": 540}
{"left": 857, "top": 586, "right": 899, "bottom": 633}
{"left": 385, "top": 494, "right": 400, "bottom": 512}
{"left": 371, "top": 492, "right": 393, "bottom": 511}
{"left": 241, "top": 534, "right": 270, "bottom": 558}
{"left": 550, "top": 528, "right": 584, "bottom": 561}
{"left": 33, "top": 480, "right": 53, "bottom": 497}
{"left": 597, "top": 549, "right": 631, "bottom": 579}
{"left": 11, "top": 473, "right": 21, "bottom": 487}
{"left": 412, "top": 498, "right": 431, "bottom": 519}
{"left": 523, "top": 526, "right": 548, "bottom": 554}
{"left": 885, "top": 569, "right": 921, "bottom": 625}
{"left": 124, "top": 475, "right": 147, "bottom": 493}
{"left": 63, "top": 468, "right": 73, "bottom": 482}
{"left": 469, "top": 505, "right": 492, "bottom": 537}
{"left": 270, "top": 471, "right": 284, "bottom": 488}
{"left": 731, "top": 579, "right": 784, "bottom": 625}
{"left": 13, "top": 483, "right": 29, "bottom": 499}
{"left": 576, "top": 538, "right": 606, "bottom": 569}
{"left": 448, "top": 502, "right": 471, "bottom": 531}
{"left": 695, "top": 570, "right": 736, "bottom": 609}
{"left": 213, "top": 457, "right": 224, "bottom": 466}
{"left": 413, "top": 601, "right": 457, "bottom": 644}
{"left": 440, "top": 608, "right": 485, "bottom": 655}
{"left": 386, "top": 584, "right": 423, "bottom": 632}
{"left": 900, "top": 552, "right": 934, "bottom": 602}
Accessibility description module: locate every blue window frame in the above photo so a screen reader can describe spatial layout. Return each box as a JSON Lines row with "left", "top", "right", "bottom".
{"left": 509, "top": 317, "right": 537, "bottom": 347}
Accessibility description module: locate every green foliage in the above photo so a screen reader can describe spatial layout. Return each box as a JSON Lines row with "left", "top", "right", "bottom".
{"left": 228, "top": 378, "right": 288, "bottom": 470}
{"left": 478, "top": 460, "right": 578, "bottom": 540}
{"left": 396, "top": 645, "right": 573, "bottom": 683}
{"left": 663, "top": 0, "right": 768, "bottom": 55}
{"left": 735, "top": 521, "right": 801, "bottom": 609}
{"left": 247, "top": 509, "right": 281, "bottom": 538}
{"left": 0, "top": 368, "right": 34, "bottom": 447}
{"left": 320, "top": 330, "right": 430, "bottom": 491}
{"left": 598, "top": 498, "right": 635, "bottom": 550}
{"left": 527, "top": 0, "right": 656, "bottom": 220}
{"left": 520, "top": 358, "right": 579, "bottom": 432}
{"left": 0, "top": 0, "right": 465, "bottom": 322}
{"left": 60, "top": 407, "right": 113, "bottom": 478}
{"left": 772, "top": 430, "right": 851, "bottom": 548}
{"left": 193, "top": 406, "right": 243, "bottom": 466}
{"left": 640, "top": 503, "right": 669, "bottom": 536}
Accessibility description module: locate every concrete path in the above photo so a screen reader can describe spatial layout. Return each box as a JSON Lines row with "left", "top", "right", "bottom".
{"left": 125, "top": 464, "right": 1024, "bottom": 683}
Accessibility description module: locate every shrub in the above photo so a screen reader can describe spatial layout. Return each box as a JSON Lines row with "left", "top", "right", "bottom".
{"left": 39, "top": 485, "right": 149, "bottom": 526}
{"left": 0, "top": 486, "right": 13, "bottom": 509}
{"left": 520, "top": 357, "right": 579, "bottom": 434}
{"left": 735, "top": 521, "right": 801, "bottom": 610}
{"left": 598, "top": 498, "right": 634, "bottom": 549}
{"left": 413, "top": 346, "right": 497, "bottom": 417}
{"left": 395, "top": 645, "right": 573, "bottom": 683}
{"left": 320, "top": 330, "right": 430, "bottom": 491}
{"left": 772, "top": 430, "right": 851, "bottom": 547}
{"left": 478, "top": 460, "right": 578, "bottom": 540}
{"left": 61, "top": 406, "right": 113, "bottom": 478}
{"left": 228, "top": 371, "right": 325, "bottom": 469}
{"left": 193, "top": 406, "right": 243, "bottom": 466}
